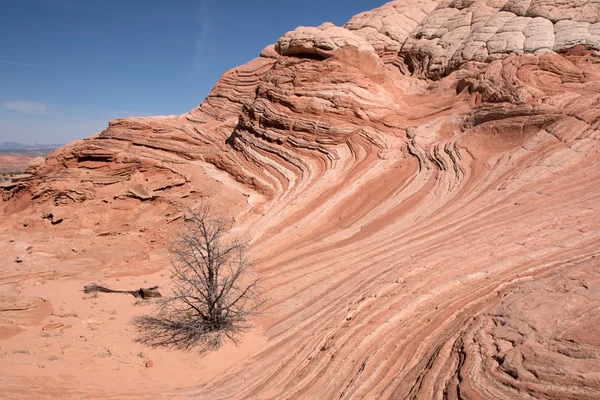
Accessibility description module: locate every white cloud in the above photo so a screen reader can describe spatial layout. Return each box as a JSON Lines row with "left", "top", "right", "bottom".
{"left": 3, "top": 101, "right": 49, "bottom": 115}
{"left": 0, "top": 59, "right": 37, "bottom": 67}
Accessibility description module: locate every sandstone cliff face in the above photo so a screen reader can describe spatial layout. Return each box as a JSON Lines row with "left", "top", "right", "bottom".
{"left": 2, "top": 1, "right": 600, "bottom": 399}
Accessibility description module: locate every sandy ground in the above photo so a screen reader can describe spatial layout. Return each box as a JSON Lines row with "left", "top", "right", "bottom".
{"left": 0, "top": 241, "right": 268, "bottom": 400}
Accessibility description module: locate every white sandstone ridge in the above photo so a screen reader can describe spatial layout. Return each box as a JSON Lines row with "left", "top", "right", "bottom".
{"left": 274, "top": 0, "right": 600, "bottom": 78}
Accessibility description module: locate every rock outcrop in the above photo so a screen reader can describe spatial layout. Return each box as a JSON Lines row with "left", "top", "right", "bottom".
{"left": 2, "top": 1, "right": 600, "bottom": 399}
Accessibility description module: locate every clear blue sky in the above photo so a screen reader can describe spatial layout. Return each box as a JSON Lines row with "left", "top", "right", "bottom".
{"left": 0, "top": 0, "right": 385, "bottom": 145}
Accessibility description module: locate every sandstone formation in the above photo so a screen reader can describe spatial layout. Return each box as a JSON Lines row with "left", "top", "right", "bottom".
{"left": 1, "top": 0, "right": 600, "bottom": 399}
{"left": 0, "top": 150, "right": 51, "bottom": 175}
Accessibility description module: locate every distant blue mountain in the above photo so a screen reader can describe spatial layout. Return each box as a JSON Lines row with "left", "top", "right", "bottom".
{"left": 0, "top": 142, "right": 63, "bottom": 150}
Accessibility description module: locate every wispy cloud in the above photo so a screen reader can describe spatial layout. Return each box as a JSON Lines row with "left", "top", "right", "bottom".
{"left": 3, "top": 101, "right": 50, "bottom": 115}
{"left": 0, "top": 59, "right": 37, "bottom": 67}
{"left": 193, "top": 1, "right": 212, "bottom": 71}
{"left": 23, "top": 0, "right": 83, "bottom": 11}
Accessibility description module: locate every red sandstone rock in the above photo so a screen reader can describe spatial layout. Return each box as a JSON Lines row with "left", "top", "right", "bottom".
{"left": 1, "top": 1, "right": 600, "bottom": 399}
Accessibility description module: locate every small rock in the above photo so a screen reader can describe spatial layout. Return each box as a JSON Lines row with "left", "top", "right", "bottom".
{"left": 145, "top": 360, "right": 154, "bottom": 368}
{"left": 9, "top": 238, "right": 15, "bottom": 243}
{"left": 72, "top": 248, "right": 77, "bottom": 252}
{"left": 43, "top": 322, "right": 65, "bottom": 331}
{"left": 53, "top": 309, "right": 78, "bottom": 318}
{"left": 15, "top": 257, "right": 23, "bottom": 263}
{"left": 26, "top": 245, "right": 33, "bottom": 251}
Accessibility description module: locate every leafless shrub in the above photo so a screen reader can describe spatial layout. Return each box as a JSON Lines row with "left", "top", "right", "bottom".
{"left": 134, "top": 203, "right": 261, "bottom": 353}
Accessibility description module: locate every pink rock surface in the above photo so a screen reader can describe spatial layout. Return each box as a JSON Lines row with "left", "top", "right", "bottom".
{"left": 1, "top": 1, "right": 600, "bottom": 399}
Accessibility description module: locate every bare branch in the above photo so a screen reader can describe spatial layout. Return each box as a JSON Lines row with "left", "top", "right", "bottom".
{"left": 134, "top": 202, "right": 260, "bottom": 353}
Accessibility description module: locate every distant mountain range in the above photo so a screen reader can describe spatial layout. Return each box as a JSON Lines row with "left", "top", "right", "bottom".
{"left": 0, "top": 142, "right": 63, "bottom": 150}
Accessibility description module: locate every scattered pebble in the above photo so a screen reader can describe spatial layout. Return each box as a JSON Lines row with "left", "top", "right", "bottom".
{"left": 145, "top": 360, "right": 154, "bottom": 368}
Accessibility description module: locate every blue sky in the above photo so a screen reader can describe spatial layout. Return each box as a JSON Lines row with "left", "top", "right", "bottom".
{"left": 0, "top": 0, "right": 385, "bottom": 145}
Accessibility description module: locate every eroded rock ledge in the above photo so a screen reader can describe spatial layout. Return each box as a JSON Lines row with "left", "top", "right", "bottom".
{"left": 2, "top": 1, "right": 600, "bottom": 399}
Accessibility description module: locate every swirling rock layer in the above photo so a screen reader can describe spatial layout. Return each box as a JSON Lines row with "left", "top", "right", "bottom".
{"left": 1, "top": 1, "right": 600, "bottom": 399}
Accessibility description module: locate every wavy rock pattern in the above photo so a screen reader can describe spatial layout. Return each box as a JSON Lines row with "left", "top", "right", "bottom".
{"left": 2, "top": 1, "right": 600, "bottom": 399}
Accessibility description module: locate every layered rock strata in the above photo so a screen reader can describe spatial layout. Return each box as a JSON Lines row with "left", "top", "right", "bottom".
{"left": 2, "top": 1, "right": 600, "bottom": 399}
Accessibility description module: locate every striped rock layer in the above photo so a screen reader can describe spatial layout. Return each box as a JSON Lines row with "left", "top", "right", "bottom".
{"left": 3, "top": 1, "right": 600, "bottom": 399}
